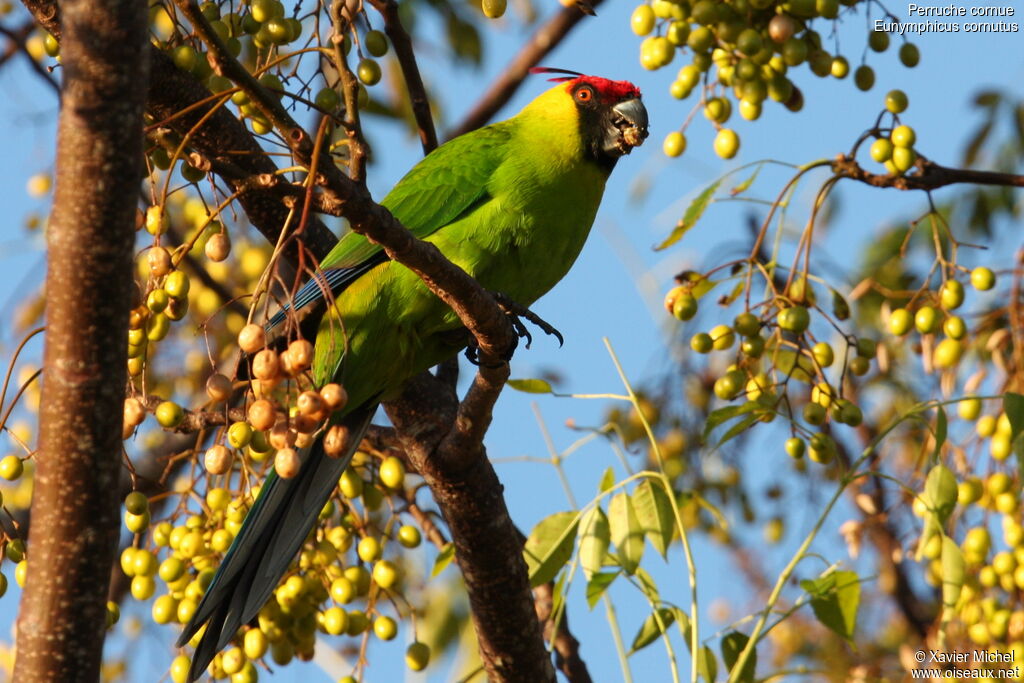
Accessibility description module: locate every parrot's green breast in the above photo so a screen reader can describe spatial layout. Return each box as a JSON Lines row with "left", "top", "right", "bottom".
{"left": 314, "top": 110, "right": 611, "bottom": 404}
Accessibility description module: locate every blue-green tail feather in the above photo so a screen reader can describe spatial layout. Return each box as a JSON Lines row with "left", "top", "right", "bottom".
{"left": 178, "top": 402, "right": 377, "bottom": 681}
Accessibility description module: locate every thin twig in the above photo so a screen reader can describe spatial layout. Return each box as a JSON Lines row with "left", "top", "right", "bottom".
{"left": 833, "top": 154, "right": 1024, "bottom": 190}
{"left": 447, "top": 0, "right": 605, "bottom": 138}
{"left": 0, "top": 20, "right": 59, "bottom": 96}
{"left": 367, "top": 0, "right": 437, "bottom": 154}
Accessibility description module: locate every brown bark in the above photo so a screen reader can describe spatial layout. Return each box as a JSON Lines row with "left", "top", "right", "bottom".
{"left": 385, "top": 372, "right": 556, "bottom": 683}
{"left": 13, "top": 0, "right": 147, "bottom": 679}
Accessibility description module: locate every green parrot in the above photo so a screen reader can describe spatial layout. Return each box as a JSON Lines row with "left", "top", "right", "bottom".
{"left": 179, "top": 70, "right": 648, "bottom": 679}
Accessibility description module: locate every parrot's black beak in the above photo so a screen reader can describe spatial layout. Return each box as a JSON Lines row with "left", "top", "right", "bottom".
{"left": 604, "top": 97, "right": 649, "bottom": 156}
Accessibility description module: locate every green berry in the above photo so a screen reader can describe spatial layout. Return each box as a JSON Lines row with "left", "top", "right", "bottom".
{"left": 868, "top": 30, "right": 889, "bottom": 52}
{"left": 314, "top": 87, "right": 340, "bottom": 111}
{"left": 155, "top": 401, "right": 185, "bottom": 429}
{"left": 885, "top": 89, "right": 908, "bottom": 113}
{"left": 899, "top": 42, "right": 920, "bottom": 67}
{"left": 709, "top": 324, "right": 736, "bottom": 351}
{"left": 0, "top": 456, "right": 23, "bottom": 481}
{"left": 713, "top": 129, "right": 740, "bottom": 159}
{"left": 914, "top": 306, "right": 939, "bottom": 334}
{"left": 940, "top": 280, "right": 965, "bottom": 310}
{"left": 741, "top": 335, "right": 764, "bottom": 358}
{"left": 934, "top": 338, "right": 963, "bottom": 369}
{"left": 958, "top": 396, "right": 982, "bottom": 421}
{"left": 733, "top": 312, "right": 760, "bottom": 337}
{"left": 808, "top": 433, "right": 835, "bottom": 464}
{"left": 397, "top": 524, "right": 422, "bottom": 548}
{"left": 971, "top": 266, "right": 995, "bottom": 291}
{"left": 357, "top": 58, "right": 381, "bottom": 86}
{"left": 671, "top": 291, "right": 698, "bottom": 321}
{"left": 889, "top": 308, "right": 912, "bottom": 335}
{"left": 378, "top": 456, "right": 405, "bottom": 489}
{"left": 357, "top": 536, "right": 381, "bottom": 562}
{"left": 778, "top": 306, "right": 810, "bottom": 333}
{"left": 631, "top": 5, "right": 656, "bottom": 36}
{"left": 803, "top": 403, "right": 826, "bottom": 426}
{"left": 364, "top": 29, "right": 389, "bottom": 55}
{"left": 663, "top": 131, "right": 686, "bottom": 158}
{"left": 124, "top": 491, "right": 149, "bottom": 516}
{"left": 891, "top": 125, "right": 916, "bottom": 148}
{"left": 406, "top": 642, "right": 431, "bottom": 671}
{"left": 870, "top": 138, "right": 893, "bottom": 163}
{"left": 856, "top": 338, "right": 876, "bottom": 358}
{"left": 812, "top": 341, "right": 834, "bottom": 368}
{"left": 784, "top": 437, "right": 805, "bottom": 459}
{"left": 373, "top": 615, "right": 398, "bottom": 640}
{"left": 690, "top": 332, "right": 713, "bottom": 354}
{"left": 854, "top": 65, "right": 875, "bottom": 91}
{"left": 830, "top": 56, "right": 849, "bottom": 79}
{"left": 891, "top": 146, "right": 916, "bottom": 173}
{"left": 228, "top": 421, "right": 253, "bottom": 448}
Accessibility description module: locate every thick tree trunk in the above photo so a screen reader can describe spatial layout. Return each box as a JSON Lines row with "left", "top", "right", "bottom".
{"left": 13, "top": 0, "right": 148, "bottom": 678}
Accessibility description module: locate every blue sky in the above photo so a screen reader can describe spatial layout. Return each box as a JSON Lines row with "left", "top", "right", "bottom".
{"left": 0, "top": 1, "right": 1022, "bottom": 681}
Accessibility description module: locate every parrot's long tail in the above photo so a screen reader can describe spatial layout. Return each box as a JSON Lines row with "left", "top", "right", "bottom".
{"left": 177, "top": 401, "right": 378, "bottom": 681}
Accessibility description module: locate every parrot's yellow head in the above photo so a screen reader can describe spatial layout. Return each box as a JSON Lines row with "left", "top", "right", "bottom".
{"left": 528, "top": 68, "right": 649, "bottom": 168}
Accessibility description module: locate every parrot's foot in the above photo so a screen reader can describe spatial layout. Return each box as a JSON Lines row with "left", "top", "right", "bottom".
{"left": 463, "top": 340, "right": 513, "bottom": 368}
{"left": 462, "top": 294, "right": 564, "bottom": 367}
{"left": 491, "top": 292, "right": 564, "bottom": 350}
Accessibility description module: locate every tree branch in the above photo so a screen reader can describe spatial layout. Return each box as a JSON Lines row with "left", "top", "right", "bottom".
{"left": 447, "top": 0, "right": 605, "bottom": 139}
{"left": 535, "top": 581, "right": 592, "bottom": 683}
{"left": 13, "top": 0, "right": 147, "bottom": 676}
{"left": 368, "top": 0, "right": 437, "bottom": 154}
{"left": 384, "top": 372, "right": 555, "bottom": 683}
{"left": 833, "top": 154, "right": 1024, "bottom": 191}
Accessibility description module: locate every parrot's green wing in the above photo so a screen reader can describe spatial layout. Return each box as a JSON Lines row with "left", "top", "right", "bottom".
{"left": 267, "top": 124, "right": 512, "bottom": 332}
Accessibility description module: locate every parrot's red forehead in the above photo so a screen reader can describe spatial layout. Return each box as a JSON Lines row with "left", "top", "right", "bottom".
{"left": 530, "top": 67, "right": 641, "bottom": 102}
{"left": 570, "top": 76, "right": 642, "bottom": 102}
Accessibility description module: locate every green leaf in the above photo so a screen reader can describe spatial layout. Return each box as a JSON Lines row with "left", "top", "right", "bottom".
{"left": 629, "top": 607, "right": 676, "bottom": 653}
{"left": 431, "top": 543, "right": 455, "bottom": 578}
{"left": 689, "top": 275, "right": 722, "bottom": 300}
{"left": 609, "top": 492, "right": 645, "bottom": 574}
{"left": 551, "top": 568, "right": 567, "bottom": 617}
{"left": 693, "top": 492, "right": 729, "bottom": 532}
{"left": 598, "top": 466, "right": 615, "bottom": 493}
{"left": 773, "top": 348, "right": 814, "bottom": 383}
{"left": 655, "top": 180, "right": 722, "bottom": 250}
{"left": 721, "top": 632, "right": 756, "bottom": 683}
{"left": 941, "top": 536, "right": 965, "bottom": 609}
{"left": 964, "top": 117, "right": 994, "bottom": 167}
{"left": 507, "top": 378, "right": 553, "bottom": 394}
{"left": 924, "top": 464, "right": 958, "bottom": 524}
{"left": 672, "top": 607, "right": 692, "bottom": 648}
{"left": 996, "top": 396, "right": 1018, "bottom": 478}
{"left": 720, "top": 279, "right": 746, "bottom": 306}
{"left": 633, "top": 480, "right": 675, "bottom": 558}
{"left": 634, "top": 566, "right": 660, "bottom": 604}
{"left": 714, "top": 412, "right": 759, "bottom": 449}
{"left": 701, "top": 402, "right": 759, "bottom": 444}
{"left": 523, "top": 511, "right": 579, "bottom": 587}
{"left": 1003, "top": 392, "right": 1024, "bottom": 440}
{"left": 1014, "top": 432, "right": 1024, "bottom": 482}
{"left": 585, "top": 571, "right": 618, "bottom": 609}
{"left": 578, "top": 506, "right": 610, "bottom": 581}
{"left": 697, "top": 645, "right": 718, "bottom": 683}
{"left": 730, "top": 165, "right": 762, "bottom": 196}
{"left": 799, "top": 570, "right": 861, "bottom": 642}
{"left": 932, "top": 406, "right": 947, "bottom": 460}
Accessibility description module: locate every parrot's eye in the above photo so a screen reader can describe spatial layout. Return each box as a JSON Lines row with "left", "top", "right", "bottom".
{"left": 575, "top": 86, "right": 594, "bottom": 103}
